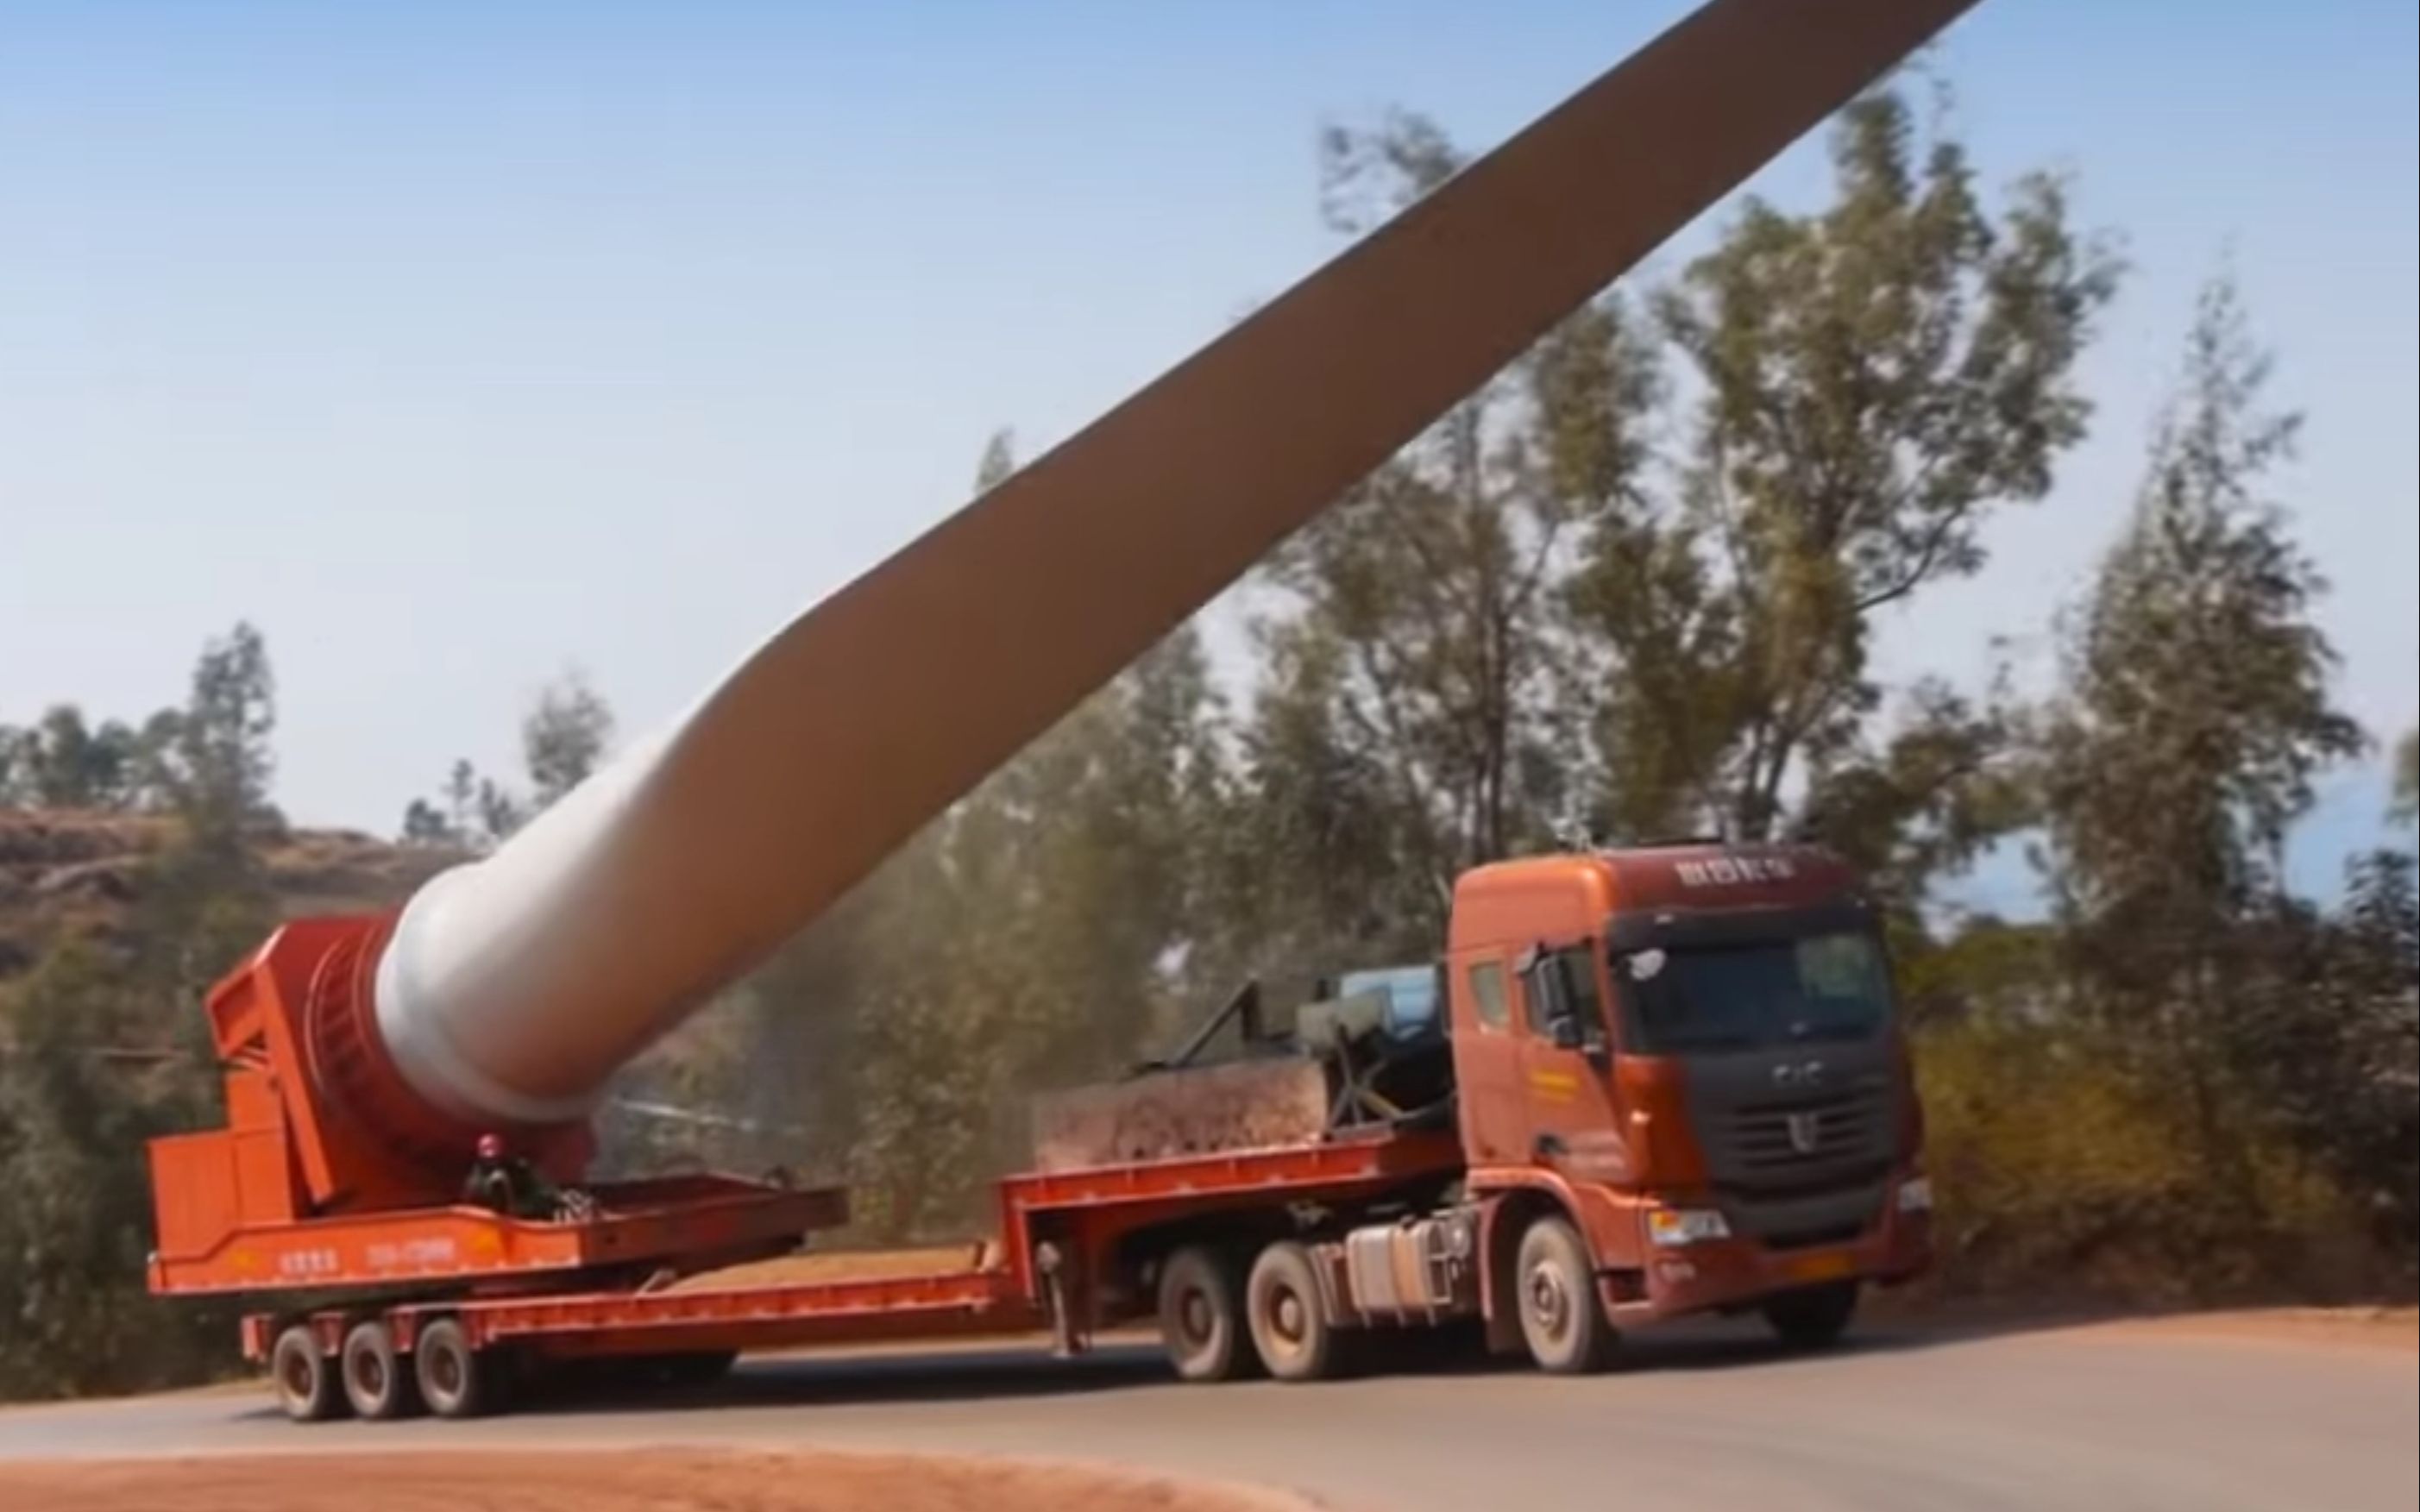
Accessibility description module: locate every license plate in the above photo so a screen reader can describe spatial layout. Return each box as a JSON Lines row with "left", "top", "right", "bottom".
{"left": 1784, "top": 1248, "right": 1854, "bottom": 1283}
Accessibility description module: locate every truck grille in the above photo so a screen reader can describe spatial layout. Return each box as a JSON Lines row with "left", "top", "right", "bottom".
{"left": 1680, "top": 1052, "right": 1898, "bottom": 1245}
{"left": 1725, "top": 1088, "right": 1888, "bottom": 1174}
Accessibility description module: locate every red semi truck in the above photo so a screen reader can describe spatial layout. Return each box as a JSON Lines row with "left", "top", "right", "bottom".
{"left": 146, "top": 840, "right": 1933, "bottom": 1421}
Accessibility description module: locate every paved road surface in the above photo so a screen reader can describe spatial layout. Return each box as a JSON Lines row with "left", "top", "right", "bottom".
{"left": 3, "top": 1316, "right": 2411, "bottom": 1510}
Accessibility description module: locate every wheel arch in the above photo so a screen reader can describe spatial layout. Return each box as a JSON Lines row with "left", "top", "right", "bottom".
{"left": 1476, "top": 1183, "right": 1582, "bottom": 1357}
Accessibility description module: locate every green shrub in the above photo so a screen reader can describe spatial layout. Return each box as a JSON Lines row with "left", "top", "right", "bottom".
{"left": 1914, "top": 1014, "right": 2396, "bottom": 1305}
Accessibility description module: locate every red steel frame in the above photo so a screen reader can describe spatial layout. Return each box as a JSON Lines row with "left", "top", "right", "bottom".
{"left": 159, "top": 1174, "right": 848, "bottom": 1297}
{"left": 148, "top": 920, "right": 846, "bottom": 1302}
{"left": 239, "top": 1128, "right": 1468, "bottom": 1364}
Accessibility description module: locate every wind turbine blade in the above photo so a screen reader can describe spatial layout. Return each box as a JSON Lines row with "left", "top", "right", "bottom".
{"left": 373, "top": 0, "right": 1984, "bottom": 1121}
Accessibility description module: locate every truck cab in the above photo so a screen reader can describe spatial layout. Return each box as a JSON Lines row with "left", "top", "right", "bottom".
{"left": 1443, "top": 841, "right": 1932, "bottom": 1334}
{"left": 1052, "top": 839, "right": 1933, "bottom": 1377}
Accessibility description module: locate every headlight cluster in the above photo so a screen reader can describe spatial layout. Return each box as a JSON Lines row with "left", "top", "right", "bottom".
{"left": 1646, "top": 1208, "right": 1731, "bottom": 1246}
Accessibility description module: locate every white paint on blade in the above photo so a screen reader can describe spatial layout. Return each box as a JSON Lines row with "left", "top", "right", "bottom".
{"left": 373, "top": 717, "right": 696, "bottom": 1125}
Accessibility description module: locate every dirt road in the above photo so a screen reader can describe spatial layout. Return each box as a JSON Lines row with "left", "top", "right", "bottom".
{"left": 3, "top": 1313, "right": 2411, "bottom": 1511}
{"left": 0, "top": 1448, "right": 1304, "bottom": 1512}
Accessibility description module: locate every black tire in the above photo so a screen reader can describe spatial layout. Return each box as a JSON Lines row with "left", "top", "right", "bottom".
{"left": 269, "top": 1324, "right": 344, "bottom": 1423}
{"left": 1514, "top": 1215, "right": 1615, "bottom": 1374}
{"left": 1158, "top": 1245, "right": 1253, "bottom": 1383}
{"left": 340, "top": 1319, "right": 422, "bottom": 1421}
{"left": 413, "top": 1318, "right": 494, "bottom": 1420}
{"left": 1762, "top": 1281, "right": 1859, "bottom": 1351}
{"left": 1246, "top": 1240, "right": 1341, "bottom": 1383}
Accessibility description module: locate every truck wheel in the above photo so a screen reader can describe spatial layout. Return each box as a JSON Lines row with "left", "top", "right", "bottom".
{"left": 340, "top": 1320, "right": 423, "bottom": 1421}
{"left": 270, "top": 1324, "right": 344, "bottom": 1422}
{"left": 412, "top": 1318, "right": 494, "bottom": 1419}
{"left": 1246, "top": 1240, "right": 1340, "bottom": 1383}
{"left": 1515, "top": 1215, "right": 1614, "bottom": 1374}
{"left": 1158, "top": 1245, "right": 1253, "bottom": 1382}
{"left": 1763, "top": 1281, "right": 1859, "bottom": 1351}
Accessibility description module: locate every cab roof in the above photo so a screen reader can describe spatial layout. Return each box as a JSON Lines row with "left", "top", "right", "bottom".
{"left": 1448, "top": 841, "right": 1863, "bottom": 952}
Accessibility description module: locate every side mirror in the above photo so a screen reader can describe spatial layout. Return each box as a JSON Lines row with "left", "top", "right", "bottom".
{"left": 1549, "top": 1015, "right": 1583, "bottom": 1051}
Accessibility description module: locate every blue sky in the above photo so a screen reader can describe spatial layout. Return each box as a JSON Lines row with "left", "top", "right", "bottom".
{"left": 3, "top": 1, "right": 2414, "bottom": 907}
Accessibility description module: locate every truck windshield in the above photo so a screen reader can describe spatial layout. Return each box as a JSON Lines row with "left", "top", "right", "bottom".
{"left": 1614, "top": 930, "right": 1892, "bottom": 1054}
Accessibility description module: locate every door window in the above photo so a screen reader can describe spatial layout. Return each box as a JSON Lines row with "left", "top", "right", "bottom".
{"left": 1522, "top": 952, "right": 1562, "bottom": 1034}
{"left": 1522, "top": 944, "right": 1606, "bottom": 1053}
{"left": 1467, "top": 960, "right": 1511, "bottom": 1029}
{"left": 1554, "top": 945, "right": 1606, "bottom": 1038}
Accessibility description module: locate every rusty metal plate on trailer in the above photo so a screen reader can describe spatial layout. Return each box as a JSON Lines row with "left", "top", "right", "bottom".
{"left": 1029, "top": 1058, "right": 1331, "bottom": 1172}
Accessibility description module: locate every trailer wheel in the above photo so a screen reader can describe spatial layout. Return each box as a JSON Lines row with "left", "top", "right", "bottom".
{"left": 1158, "top": 1245, "right": 1253, "bottom": 1382}
{"left": 412, "top": 1319, "right": 494, "bottom": 1420}
{"left": 340, "top": 1320, "right": 423, "bottom": 1421}
{"left": 1246, "top": 1240, "right": 1340, "bottom": 1383}
{"left": 1514, "top": 1215, "right": 1614, "bottom": 1374}
{"left": 270, "top": 1324, "right": 345, "bottom": 1423}
{"left": 1762, "top": 1281, "right": 1859, "bottom": 1351}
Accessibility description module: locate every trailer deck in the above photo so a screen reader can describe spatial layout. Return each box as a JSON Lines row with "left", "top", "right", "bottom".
{"left": 238, "top": 1126, "right": 1467, "bottom": 1376}
{"left": 157, "top": 1174, "right": 848, "bottom": 1296}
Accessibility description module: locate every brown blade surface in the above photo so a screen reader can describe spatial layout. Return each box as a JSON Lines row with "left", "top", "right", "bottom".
{"left": 386, "top": 0, "right": 1984, "bottom": 1114}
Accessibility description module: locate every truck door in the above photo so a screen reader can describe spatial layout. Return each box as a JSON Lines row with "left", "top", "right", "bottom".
{"left": 1513, "top": 944, "right": 1632, "bottom": 1184}
{"left": 1449, "top": 951, "right": 1527, "bottom": 1164}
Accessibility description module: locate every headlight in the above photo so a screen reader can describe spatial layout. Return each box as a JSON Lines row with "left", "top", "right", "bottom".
{"left": 1896, "top": 1176, "right": 1933, "bottom": 1214}
{"left": 1646, "top": 1208, "right": 1731, "bottom": 1246}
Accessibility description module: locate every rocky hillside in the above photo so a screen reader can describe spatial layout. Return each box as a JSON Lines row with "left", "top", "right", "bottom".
{"left": 0, "top": 808, "right": 459, "bottom": 986}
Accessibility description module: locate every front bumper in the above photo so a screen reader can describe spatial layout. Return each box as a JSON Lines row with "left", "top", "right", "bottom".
{"left": 1607, "top": 1174, "right": 1933, "bottom": 1321}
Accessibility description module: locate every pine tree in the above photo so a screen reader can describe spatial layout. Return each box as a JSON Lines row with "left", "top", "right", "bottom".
{"left": 2038, "top": 274, "right": 2364, "bottom": 1208}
